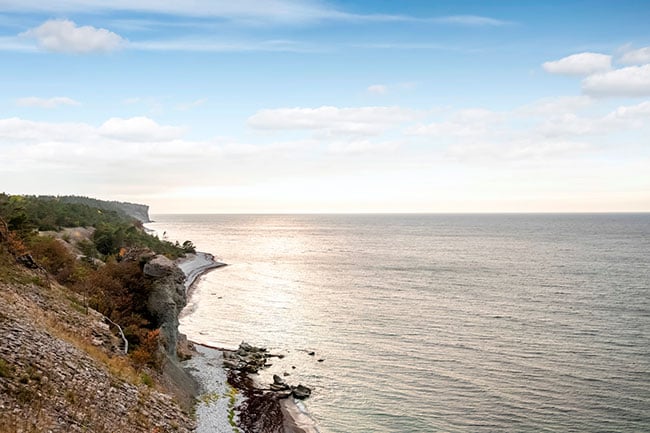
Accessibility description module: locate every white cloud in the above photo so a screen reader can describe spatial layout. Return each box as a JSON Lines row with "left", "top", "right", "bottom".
{"left": 99, "top": 117, "right": 185, "bottom": 142}
{"left": 619, "top": 46, "right": 650, "bottom": 65}
{"left": 16, "top": 96, "right": 81, "bottom": 108}
{"left": 542, "top": 52, "right": 612, "bottom": 76}
{"left": 582, "top": 64, "right": 650, "bottom": 97}
{"left": 367, "top": 85, "right": 387, "bottom": 95}
{"left": 21, "top": 19, "right": 125, "bottom": 53}
{"left": 247, "top": 106, "right": 419, "bottom": 135}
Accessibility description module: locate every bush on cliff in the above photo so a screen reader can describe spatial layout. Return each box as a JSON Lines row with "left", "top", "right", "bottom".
{"left": 27, "top": 236, "right": 80, "bottom": 285}
{"left": 131, "top": 329, "right": 163, "bottom": 370}
{"left": 82, "top": 260, "right": 155, "bottom": 329}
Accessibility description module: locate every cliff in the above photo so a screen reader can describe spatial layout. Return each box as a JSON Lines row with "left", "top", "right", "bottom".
{"left": 58, "top": 196, "right": 152, "bottom": 223}
{"left": 144, "top": 255, "right": 188, "bottom": 359}
{"left": 0, "top": 261, "right": 195, "bottom": 432}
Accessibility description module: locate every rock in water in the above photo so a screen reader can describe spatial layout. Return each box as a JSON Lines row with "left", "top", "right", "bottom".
{"left": 273, "top": 374, "right": 286, "bottom": 385}
{"left": 239, "top": 341, "right": 253, "bottom": 352}
{"left": 293, "top": 384, "right": 312, "bottom": 400}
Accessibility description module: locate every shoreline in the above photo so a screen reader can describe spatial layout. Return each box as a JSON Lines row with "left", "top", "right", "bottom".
{"left": 176, "top": 251, "right": 320, "bottom": 433}
{"left": 176, "top": 251, "right": 227, "bottom": 292}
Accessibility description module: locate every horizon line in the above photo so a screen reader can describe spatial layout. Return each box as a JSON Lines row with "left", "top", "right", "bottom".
{"left": 149, "top": 210, "right": 650, "bottom": 216}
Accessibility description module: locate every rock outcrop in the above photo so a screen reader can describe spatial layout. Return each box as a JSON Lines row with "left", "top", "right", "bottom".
{"left": 224, "top": 342, "right": 313, "bottom": 400}
{"left": 143, "top": 255, "right": 187, "bottom": 359}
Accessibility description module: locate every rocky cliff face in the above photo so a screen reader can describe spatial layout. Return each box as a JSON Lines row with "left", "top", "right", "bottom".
{"left": 58, "top": 196, "right": 152, "bottom": 223}
{"left": 142, "top": 254, "right": 199, "bottom": 411}
{"left": 143, "top": 255, "right": 187, "bottom": 359}
{"left": 0, "top": 270, "right": 194, "bottom": 433}
{"left": 115, "top": 202, "right": 151, "bottom": 223}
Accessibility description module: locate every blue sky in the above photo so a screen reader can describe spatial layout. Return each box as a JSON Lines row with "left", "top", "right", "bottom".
{"left": 1, "top": 1, "right": 649, "bottom": 213}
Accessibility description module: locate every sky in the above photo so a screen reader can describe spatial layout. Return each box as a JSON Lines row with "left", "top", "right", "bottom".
{"left": 0, "top": 0, "right": 649, "bottom": 213}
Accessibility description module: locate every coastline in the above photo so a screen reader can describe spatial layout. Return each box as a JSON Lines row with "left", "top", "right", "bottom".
{"left": 176, "top": 251, "right": 320, "bottom": 433}
{"left": 176, "top": 251, "right": 227, "bottom": 292}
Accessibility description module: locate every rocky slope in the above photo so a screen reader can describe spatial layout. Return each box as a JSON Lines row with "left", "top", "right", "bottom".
{"left": 0, "top": 263, "right": 195, "bottom": 433}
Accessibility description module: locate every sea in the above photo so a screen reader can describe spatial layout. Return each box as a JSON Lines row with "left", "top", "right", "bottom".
{"left": 148, "top": 213, "right": 650, "bottom": 433}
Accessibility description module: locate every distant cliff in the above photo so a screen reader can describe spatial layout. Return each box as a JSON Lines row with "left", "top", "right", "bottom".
{"left": 58, "top": 196, "right": 151, "bottom": 223}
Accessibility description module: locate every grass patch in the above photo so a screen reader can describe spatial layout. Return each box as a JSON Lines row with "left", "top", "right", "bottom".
{"left": 199, "top": 392, "right": 221, "bottom": 405}
{"left": 69, "top": 301, "right": 87, "bottom": 315}
{"left": 140, "top": 372, "right": 154, "bottom": 387}
{"left": 226, "top": 386, "right": 240, "bottom": 431}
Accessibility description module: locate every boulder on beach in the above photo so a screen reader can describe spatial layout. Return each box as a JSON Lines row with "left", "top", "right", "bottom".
{"left": 292, "top": 384, "right": 312, "bottom": 400}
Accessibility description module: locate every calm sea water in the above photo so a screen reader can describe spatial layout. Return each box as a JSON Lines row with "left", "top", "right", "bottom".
{"left": 148, "top": 214, "right": 650, "bottom": 432}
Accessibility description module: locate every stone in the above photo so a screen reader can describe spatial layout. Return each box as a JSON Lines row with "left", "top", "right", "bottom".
{"left": 239, "top": 342, "right": 253, "bottom": 352}
{"left": 143, "top": 255, "right": 176, "bottom": 278}
{"left": 275, "top": 390, "right": 293, "bottom": 399}
{"left": 292, "top": 384, "right": 312, "bottom": 400}
{"left": 223, "top": 360, "right": 239, "bottom": 369}
{"left": 270, "top": 383, "right": 289, "bottom": 391}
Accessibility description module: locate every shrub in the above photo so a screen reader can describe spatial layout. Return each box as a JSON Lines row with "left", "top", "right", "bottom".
{"left": 131, "top": 329, "right": 163, "bottom": 371}
{"left": 27, "top": 236, "right": 77, "bottom": 284}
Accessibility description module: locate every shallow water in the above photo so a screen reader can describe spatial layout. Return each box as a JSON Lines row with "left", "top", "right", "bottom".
{"left": 149, "top": 214, "right": 650, "bottom": 432}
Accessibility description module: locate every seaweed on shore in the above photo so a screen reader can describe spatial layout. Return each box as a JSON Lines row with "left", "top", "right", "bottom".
{"left": 227, "top": 369, "right": 284, "bottom": 433}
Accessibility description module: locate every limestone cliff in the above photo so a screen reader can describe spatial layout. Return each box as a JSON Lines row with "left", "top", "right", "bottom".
{"left": 143, "top": 255, "right": 187, "bottom": 359}
{"left": 58, "top": 196, "right": 152, "bottom": 223}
